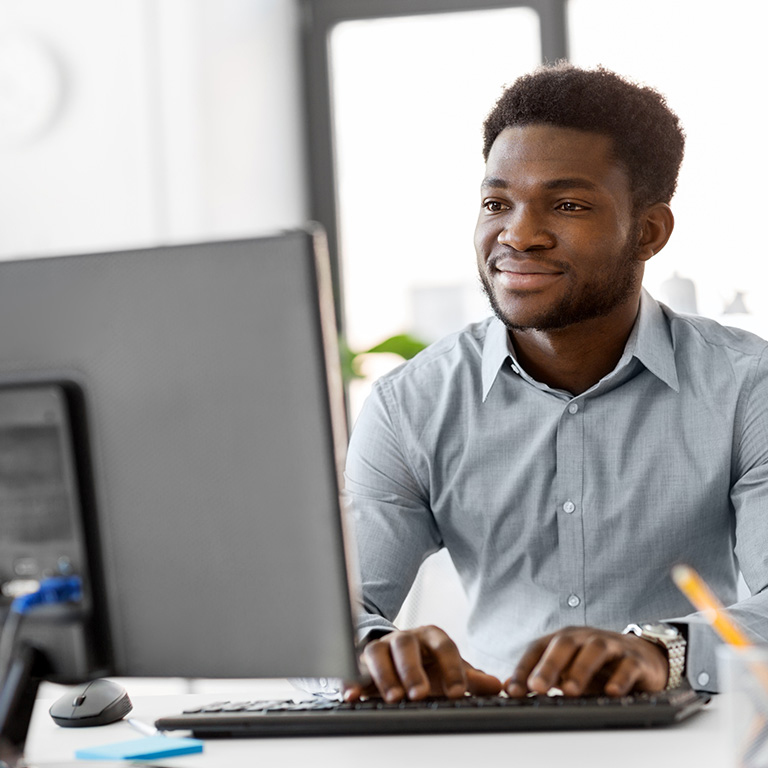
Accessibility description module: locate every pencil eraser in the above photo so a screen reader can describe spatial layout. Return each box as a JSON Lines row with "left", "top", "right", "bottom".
{"left": 74, "top": 734, "right": 203, "bottom": 760}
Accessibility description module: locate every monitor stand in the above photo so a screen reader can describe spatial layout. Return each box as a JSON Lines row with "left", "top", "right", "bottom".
{"left": 0, "top": 645, "right": 117, "bottom": 768}
{"left": 0, "top": 642, "right": 47, "bottom": 768}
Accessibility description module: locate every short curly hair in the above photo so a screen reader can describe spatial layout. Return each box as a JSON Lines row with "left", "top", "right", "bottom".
{"left": 482, "top": 62, "right": 685, "bottom": 212}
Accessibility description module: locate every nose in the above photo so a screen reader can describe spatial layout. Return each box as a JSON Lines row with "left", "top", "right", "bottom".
{"left": 497, "top": 206, "right": 555, "bottom": 251}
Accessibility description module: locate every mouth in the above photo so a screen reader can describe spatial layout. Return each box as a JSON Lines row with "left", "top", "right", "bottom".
{"left": 490, "top": 256, "right": 565, "bottom": 291}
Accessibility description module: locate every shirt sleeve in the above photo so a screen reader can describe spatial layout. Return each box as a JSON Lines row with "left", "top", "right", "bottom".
{"left": 671, "top": 346, "right": 768, "bottom": 691}
{"left": 344, "top": 377, "right": 442, "bottom": 644}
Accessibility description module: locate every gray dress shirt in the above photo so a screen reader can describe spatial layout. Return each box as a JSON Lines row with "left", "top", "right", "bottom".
{"left": 345, "top": 290, "right": 768, "bottom": 691}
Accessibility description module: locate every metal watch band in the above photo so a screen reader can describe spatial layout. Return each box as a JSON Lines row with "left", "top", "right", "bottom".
{"left": 662, "top": 635, "right": 687, "bottom": 690}
{"left": 622, "top": 623, "right": 687, "bottom": 690}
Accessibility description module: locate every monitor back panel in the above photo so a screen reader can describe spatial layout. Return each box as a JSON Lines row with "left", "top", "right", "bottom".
{"left": 0, "top": 232, "right": 358, "bottom": 680}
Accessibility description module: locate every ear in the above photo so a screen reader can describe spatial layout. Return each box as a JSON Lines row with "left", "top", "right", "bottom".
{"left": 635, "top": 203, "right": 674, "bottom": 262}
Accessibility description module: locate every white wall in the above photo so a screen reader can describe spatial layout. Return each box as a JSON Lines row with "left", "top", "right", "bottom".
{"left": 0, "top": 0, "right": 308, "bottom": 260}
{"left": 0, "top": 0, "right": 311, "bottom": 697}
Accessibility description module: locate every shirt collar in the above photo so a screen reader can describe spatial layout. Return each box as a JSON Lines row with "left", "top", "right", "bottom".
{"left": 481, "top": 317, "right": 512, "bottom": 401}
{"left": 480, "top": 289, "right": 679, "bottom": 402}
{"left": 631, "top": 288, "right": 679, "bottom": 393}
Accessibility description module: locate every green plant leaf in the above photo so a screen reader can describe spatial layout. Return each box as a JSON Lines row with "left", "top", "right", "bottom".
{"left": 362, "top": 333, "right": 428, "bottom": 360}
{"left": 338, "top": 333, "right": 428, "bottom": 384}
{"left": 338, "top": 336, "right": 364, "bottom": 381}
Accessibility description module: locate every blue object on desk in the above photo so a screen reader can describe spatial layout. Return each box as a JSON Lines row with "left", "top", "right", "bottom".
{"left": 74, "top": 735, "right": 203, "bottom": 760}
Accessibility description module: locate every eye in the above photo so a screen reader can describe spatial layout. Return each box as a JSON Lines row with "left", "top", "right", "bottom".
{"left": 556, "top": 201, "right": 589, "bottom": 212}
{"left": 482, "top": 200, "right": 508, "bottom": 213}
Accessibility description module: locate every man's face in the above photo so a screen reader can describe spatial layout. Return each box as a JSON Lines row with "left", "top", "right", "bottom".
{"left": 474, "top": 124, "right": 643, "bottom": 331}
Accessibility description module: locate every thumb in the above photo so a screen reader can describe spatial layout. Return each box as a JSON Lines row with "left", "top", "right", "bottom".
{"left": 342, "top": 680, "right": 364, "bottom": 702}
{"left": 465, "top": 664, "right": 502, "bottom": 696}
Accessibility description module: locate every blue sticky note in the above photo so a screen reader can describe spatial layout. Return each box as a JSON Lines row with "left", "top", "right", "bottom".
{"left": 75, "top": 735, "right": 204, "bottom": 760}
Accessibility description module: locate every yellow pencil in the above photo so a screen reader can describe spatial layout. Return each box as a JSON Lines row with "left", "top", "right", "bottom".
{"left": 671, "top": 564, "right": 752, "bottom": 647}
{"left": 673, "top": 565, "right": 768, "bottom": 768}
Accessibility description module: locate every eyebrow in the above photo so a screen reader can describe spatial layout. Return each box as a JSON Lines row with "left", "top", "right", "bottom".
{"left": 481, "top": 176, "right": 600, "bottom": 192}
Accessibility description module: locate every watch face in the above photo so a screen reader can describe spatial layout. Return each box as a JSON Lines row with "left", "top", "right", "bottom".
{"left": 642, "top": 622, "right": 679, "bottom": 638}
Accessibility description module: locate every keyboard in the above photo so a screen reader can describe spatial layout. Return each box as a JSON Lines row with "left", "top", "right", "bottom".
{"left": 155, "top": 687, "right": 710, "bottom": 738}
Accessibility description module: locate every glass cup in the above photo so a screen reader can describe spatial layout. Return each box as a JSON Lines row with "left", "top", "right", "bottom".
{"left": 718, "top": 645, "right": 768, "bottom": 768}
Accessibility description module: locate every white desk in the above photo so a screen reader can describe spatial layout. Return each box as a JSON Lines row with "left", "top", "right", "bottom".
{"left": 25, "top": 682, "right": 730, "bottom": 768}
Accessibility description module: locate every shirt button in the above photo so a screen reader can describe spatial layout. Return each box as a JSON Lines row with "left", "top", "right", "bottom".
{"left": 567, "top": 594, "right": 581, "bottom": 608}
{"left": 563, "top": 500, "right": 575, "bottom": 514}
{"left": 568, "top": 402, "right": 579, "bottom": 415}
{"left": 511, "top": 364, "right": 520, "bottom": 374}
{"left": 697, "top": 672, "right": 710, "bottom": 687}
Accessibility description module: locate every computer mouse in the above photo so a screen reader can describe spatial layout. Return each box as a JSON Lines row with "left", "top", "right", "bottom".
{"left": 49, "top": 678, "right": 133, "bottom": 727}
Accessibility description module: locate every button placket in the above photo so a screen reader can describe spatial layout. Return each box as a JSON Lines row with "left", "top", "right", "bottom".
{"left": 555, "top": 398, "right": 586, "bottom": 625}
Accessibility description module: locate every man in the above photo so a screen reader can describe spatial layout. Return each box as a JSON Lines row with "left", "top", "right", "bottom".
{"left": 343, "top": 63, "right": 768, "bottom": 703}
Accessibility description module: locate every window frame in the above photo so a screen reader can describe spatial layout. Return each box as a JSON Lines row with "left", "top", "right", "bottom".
{"left": 298, "top": 0, "right": 568, "bottom": 326}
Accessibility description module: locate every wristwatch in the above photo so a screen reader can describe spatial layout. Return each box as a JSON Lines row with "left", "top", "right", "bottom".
{"left": 622, "top": 622, "right": 687, "bottom": 690}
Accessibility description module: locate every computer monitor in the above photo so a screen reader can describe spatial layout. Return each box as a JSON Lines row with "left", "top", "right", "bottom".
{"left": 0, "top": 228, "right": 358, "bottom": 690}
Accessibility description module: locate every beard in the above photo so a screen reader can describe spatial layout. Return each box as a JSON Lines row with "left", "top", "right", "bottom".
{"left": 478, "top": 226, "right": 643, "bottom": 332}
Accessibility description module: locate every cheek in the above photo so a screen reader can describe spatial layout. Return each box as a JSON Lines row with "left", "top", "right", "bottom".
{"left": 473, "top": 232, "right": 483, "bottom": 266}
{"left": 473, "top": 221, "right": 493, "bottom": 262}
{"left": 573, "top": 231, "right": 627, "bottom": 264}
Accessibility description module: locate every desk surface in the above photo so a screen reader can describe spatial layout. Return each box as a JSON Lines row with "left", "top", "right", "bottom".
{"left": 26, "top": 682, "right": 730, "bottom": 767}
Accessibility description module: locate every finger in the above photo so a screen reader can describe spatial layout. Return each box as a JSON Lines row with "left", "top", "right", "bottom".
{"left": 420, "top": 626, "right": 468, "bottom": 698}
{"left": 389, "top": 631, "right": 432, "bottom": 700}
{"left": 342, "top": 673, "right": 378, "bottom": 702}
{"left": 558, "top": 635, "right": 612, "bottom": 696}
{"left": 527, "top": 634, "right": 582, "bottom": 694}
{"left": 465, "top": 664, "right": 503, "bottom": 696}
{"left": 342, "top": 680, "right": 363, "bottom": 702}
{"left": 603, "top": 655, "right": 643, "bottom": 697}
{"left": 362, "top": 639, "right": 407, "bottom": 702}
{"left": 504, "top": 636, "right": 552, "bottom": 696}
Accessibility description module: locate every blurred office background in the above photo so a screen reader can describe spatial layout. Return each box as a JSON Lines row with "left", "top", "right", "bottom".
{"left": 2, "top": 0, "right": 764, "bottom": 678}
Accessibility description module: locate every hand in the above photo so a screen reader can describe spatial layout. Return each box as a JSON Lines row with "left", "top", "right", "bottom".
{"left": 343, "top": 625, "right": 502, "bottom": 703}
{"left": 504, "top": 626, "right": 668, "bottom": 698}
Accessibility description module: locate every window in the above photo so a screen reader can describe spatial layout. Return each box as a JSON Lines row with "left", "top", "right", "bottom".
{"left": 331, "top": 8, "right": 545, "bottom": 412}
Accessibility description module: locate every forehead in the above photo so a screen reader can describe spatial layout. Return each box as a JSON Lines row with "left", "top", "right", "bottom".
{"left": 483, "top": 124, "right": 631, "bottom": 198}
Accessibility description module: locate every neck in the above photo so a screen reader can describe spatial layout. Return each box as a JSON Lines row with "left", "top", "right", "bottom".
{"left": 508, "top": 295, "right": 641, "bottom": 396}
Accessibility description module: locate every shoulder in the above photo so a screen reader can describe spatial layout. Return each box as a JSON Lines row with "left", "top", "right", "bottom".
{"left": 656, "top": 304, "right": 768, "bottom": 410}
{"left": 349, "top": 319, "right": 494, "bottom": 471}
{"left": 372, "top": 318, "right": 493, "bottom": 398}
{"left": 661, "top": 303, "right": 768, "bottom": 364}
